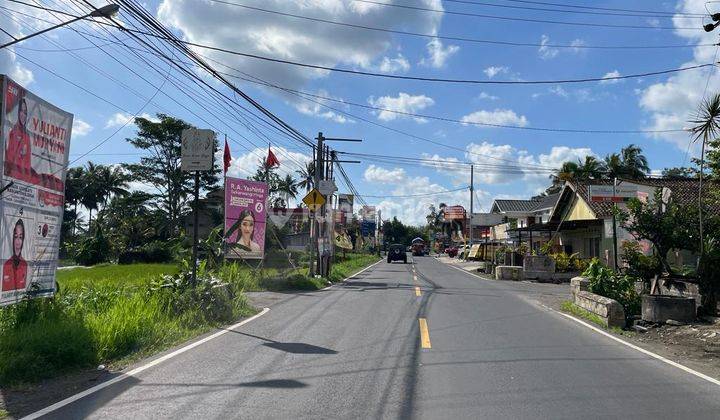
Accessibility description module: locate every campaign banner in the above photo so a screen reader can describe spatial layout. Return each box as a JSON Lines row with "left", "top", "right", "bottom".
{"left": 224, "top": 177, "right": 267, "bottom": 260}
{"left": 0, "top": 76, "right": 72, "bottom": 306}
{"left": 336, "top": 194, "right": 353, "bottom": 225}
{"left": 360, "top": 205, "right": 376, "bottom": 221}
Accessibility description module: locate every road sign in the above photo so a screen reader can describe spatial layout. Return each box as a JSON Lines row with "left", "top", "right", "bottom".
{"left": 318, "top": 179, "right": 337, "bottom": 195}
{"left": 303, "top": 188, "right": 326, "bottom": 212}
{"left": 181, "top": 128, "right": 214, "bottom": 171}
{"left": 588, "top": 184, "right": 638, "bottom": 202}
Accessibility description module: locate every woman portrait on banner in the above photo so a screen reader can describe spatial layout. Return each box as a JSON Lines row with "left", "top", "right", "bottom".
{"left": 2, "top": 219, "right": 28, "bottom": 292}
{"left": 5, "top": 93, "right": 33, "bottom": 183}
{"left": 234, "top": 209, "right": 261, "bottom": 253}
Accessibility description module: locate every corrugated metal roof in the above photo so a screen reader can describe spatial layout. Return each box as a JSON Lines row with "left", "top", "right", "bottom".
{"left": 492, "top": 193, "right": 560, "bottom": 213}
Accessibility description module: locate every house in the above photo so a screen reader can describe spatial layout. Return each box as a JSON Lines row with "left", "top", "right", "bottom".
{"left": 543, "top": 178, "right": 720, "bottom": 267}
{"left": 488, "top": 193, "right": 561, "bottom": 252}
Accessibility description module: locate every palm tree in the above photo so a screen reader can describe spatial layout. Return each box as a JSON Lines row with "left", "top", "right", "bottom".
{"left": 689, "top": 93, "right": 720, "bottom": 256}
{"left": 577, "top": 156, "right": 606, "bottom": 180}
{"left": 80, "top": 162, "right": 103, "bottom": 227}
{"left": 551, "top": 161, "right": 580, "bottom": 185}
{"left": 295, "top": 161, "right": 315, "bottom": 193}
{"left": 65, "top": 167, "right": 85, "bottom": 235}
{"left": 278, "top": 174, "right": 298, "bottom": 207}
{"left": 96, "top": 165, "right": 129, "bottom": 208}
{"left": 620, "top": 144, "right": 649, "bottom": 179}
{"left": 604, "top": 153, "right": 624, "bottom": 179}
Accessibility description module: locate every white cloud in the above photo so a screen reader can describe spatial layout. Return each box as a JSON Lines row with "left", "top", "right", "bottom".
{"left": 570, "top": 39, "right": 586, "bottom": 52}
{"left": 460, "top": 109, "right": 529, "bottom": 127}
{"left": 104, "top": 112, "right": 156, "bottom": 129}
{"left": 484, "top": 66, "right": 508, "bottom": 79}
{"left": 639, "top": 0, "right": 716, "bottom": 150}
{"left": 420, "top": 38, "right": 459, "bottom": 68}
{"left": 363, "top": 165, "right": 406, "bottom": 184}
{"left": 600, "top": 70, "right": 622, "bottom": 84}
{"left": 294, "top": 89, "right": 352, "bottom": 123}
{"left": 71, "top": 119, "right": 92, "bottom": 137}
{"left": 538, "top": 34, "right": 559, "bottom": 60}
{"left": 368, "top": 92, "right": 435, "bottom": 122}
{"left": 0, "top": 13, "right": 34, "bottom": 86}
{"left": 477, "top": 92, "right": 499, "bottom": 101}
{"left": 377, "top": 54, "right": 410, "bottom": 73}
{"left": 158, "top": 0, "right": 446, "bottom": 98}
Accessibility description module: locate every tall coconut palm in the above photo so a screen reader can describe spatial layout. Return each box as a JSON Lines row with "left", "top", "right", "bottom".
{"left": 689, "top": 92, "right": 720, "bottom": 256}
{"left": 80, "top": 162, "right": 103, "bottom": 226}
{"left": 96, "top": 164, "right": 130, "bottom": 208}
{"left": 278, "top": 174, "right": 298, "bottom": 207}
{"left": 620, "top": 144, "right": 649, "bottom": 179}
{"left": 577, "top": 156, "right": 606, "bottom": 180}
{"left": 551, "top": 161, "right": 580, "bottom": 185}
{"left": 65, "top": 167, "right": 86, "bottom": 235}
{"left": 296, "top": 161, "right": 315, "bottom": 193}
{"left": 604, "top": 153, "right": 624, "bottom": 179}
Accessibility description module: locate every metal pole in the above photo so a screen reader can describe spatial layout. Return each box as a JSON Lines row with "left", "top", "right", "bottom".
{"left": 314, "top": 133, "right": 324, "bottom": 277}
{"left": 612, "top": 177, "right": 619, "bottom": 271}
{"left": 469, "top": 164, "right": 474, "bottom": 249}
{"left": 191, "top": 171, "right": 200, "bottom": 286}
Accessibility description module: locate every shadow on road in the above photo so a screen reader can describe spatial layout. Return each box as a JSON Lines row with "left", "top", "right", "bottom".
{"left": 226, "top": 330, "right": 338, "bottom": 355}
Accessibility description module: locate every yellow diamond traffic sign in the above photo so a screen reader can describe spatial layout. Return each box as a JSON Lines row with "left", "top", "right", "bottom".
{"left": 303, "top": 188, "right": 326, "bottom": 212}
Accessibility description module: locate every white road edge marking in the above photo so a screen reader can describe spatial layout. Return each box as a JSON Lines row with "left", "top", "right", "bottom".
{"left": 547, "top": 305, "right": 720, "bottom": 387}
{"left": 319, "top": 258, "right": 384, "bottom": 291}
{"left": 442, "top": 260, "right": 720, "bottom": 387}
{"left": 21, "top": 307, "right": 271, "bottom": 420}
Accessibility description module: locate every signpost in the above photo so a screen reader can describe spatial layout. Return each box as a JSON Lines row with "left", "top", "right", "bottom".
{"left": 317, "top": 179, "right": 337, "bottom": 196}
{"left": 181, "top": 128, "right": 214, "bottom": 285}
{"left": 302, "top": 188, "right": 326, "bottom": 212}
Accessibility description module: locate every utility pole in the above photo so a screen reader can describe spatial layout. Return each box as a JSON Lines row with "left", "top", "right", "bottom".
{"left": 612, "top": 177, "right": 619, "bottom": 271}
{"left": 312, "top": 133, "right": 325, "bottom": 277}
{"left": 469, "top": 164, "right": 474, "bottom": 249}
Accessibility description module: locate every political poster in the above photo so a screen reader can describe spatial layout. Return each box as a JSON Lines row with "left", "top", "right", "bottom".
{"left": 336, "top": 194, "right": 353, "bottom": 225}
{"left": 0, "top": 76, "right": 72, "bottom": 306}
{"left": 443, "top": 205, "right": 466, "bottom": 221}
{"left": 224, "top": 177, "right": 267, "bottom": 260}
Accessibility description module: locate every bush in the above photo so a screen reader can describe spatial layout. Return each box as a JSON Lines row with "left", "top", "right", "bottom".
{"left": 621, "top": 241, "right": 661, "bottom": 281}
{"left": 71, "top": 228, "right": 112, "bottom": 266}
{"left": 583, "top": 258, "right": 641, "bottom": 315}
{"left": 119, "top": 241, "right": 175, "bottom": 264}
{"left": 550, "top": 252, "right": 582, "bottom": 273}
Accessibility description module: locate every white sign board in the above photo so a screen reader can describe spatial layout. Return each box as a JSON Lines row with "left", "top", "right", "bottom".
{"left": 588, "top": 184, "right": 639, "bottom": 203}
{"left": 317, "top": 179, "right": 337, "bottom": 195}
{"left": 181, "top": 128, "right": 214, "bottom": 171}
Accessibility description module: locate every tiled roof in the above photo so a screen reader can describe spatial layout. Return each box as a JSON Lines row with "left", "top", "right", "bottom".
{"left": 493, "top": 193, "right": 561, "bottom": 213}
{"left": 568, "top": 178, "right": 720, "bottom": 218}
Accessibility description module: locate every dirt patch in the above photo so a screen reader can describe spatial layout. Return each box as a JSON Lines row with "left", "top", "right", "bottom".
{"left": 625, "top": 320, "right": 720, "bottom": 379}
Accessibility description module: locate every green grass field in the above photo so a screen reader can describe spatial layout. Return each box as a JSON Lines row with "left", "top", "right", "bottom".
{"left": 57, "top": 263, "right": 179, "bottom": 292}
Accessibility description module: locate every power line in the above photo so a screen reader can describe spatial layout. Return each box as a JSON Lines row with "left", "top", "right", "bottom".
{"left": 349, "top": 0, "right": 700, "bottom": 30}
{"left": 359, "top": 186, "right": 470, "bottom": 198}
{"left": 439, "top": 0, "right": 702, "bottom": 18}
{"left": 489, "top": 0, "right": 704, "bottom": 17}
{"left": 8, "top": 1, "right": 716, "bottom": 86}
{"left": 205, "top": 0, "right": 712, "bottom": 50}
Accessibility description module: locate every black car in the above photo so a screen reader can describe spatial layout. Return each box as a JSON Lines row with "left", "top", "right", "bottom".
{"left": 387, "top": 244, "right": 407, "bottom": 264}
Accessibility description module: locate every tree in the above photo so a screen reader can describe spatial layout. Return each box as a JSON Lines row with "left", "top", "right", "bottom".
{"left": 604, "top": 153, "right": 624, "bottom": 179}
{"left": 79, "top": 162, "right": 103, "bottom": 227}
{"left": 125, "top": 114, "right": 220, "bottom": 237}
{"left": 662, "top": 167, "right": 697, "bottom": 179}
{"left": 296, "top": 161, "right": 315, "bottom": 193}
{"left": 251, "top": 158, "right": 284, "bottom": 207}
{"left": 620, "top": 144, "right": 649, "bottom": 179}
{"left": 577, "top": 156, "right": 606, "bottom": 180}
{"left": 95, "top": 164, "right": 129, "bottom": 207}
{"left": 278, "top": 174, "right": 298, "bottom": 206}
{"left": 64, "top": 167, "right": 85, "bottom": 235}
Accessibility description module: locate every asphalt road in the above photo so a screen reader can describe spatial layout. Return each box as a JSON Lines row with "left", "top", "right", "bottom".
{"left": 37, "top": 255, "right": 720, "bottom": 419}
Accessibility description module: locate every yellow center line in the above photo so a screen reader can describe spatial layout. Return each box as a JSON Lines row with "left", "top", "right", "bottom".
{"left": 419, "top": 318, "right": 432, "bottom": 349}
{"left": 415, "top": 286, "right": 422, "bottom": 297}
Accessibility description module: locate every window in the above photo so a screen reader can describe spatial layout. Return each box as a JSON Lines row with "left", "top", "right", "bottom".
{"left": 588, "top": 237, "right": 601, "bottom": 258}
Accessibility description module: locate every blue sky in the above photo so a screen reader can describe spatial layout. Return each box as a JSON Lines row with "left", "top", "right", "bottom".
{"left": 0, "top": 0, "right": 715, "bottom": 224}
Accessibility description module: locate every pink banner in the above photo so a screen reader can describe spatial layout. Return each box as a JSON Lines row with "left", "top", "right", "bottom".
{"left": 224, "top": 177, "right": 267, "bottom": 259}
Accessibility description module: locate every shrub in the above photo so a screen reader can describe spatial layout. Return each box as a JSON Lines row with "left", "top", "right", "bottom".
{"left": 583, "top": 258, "right": 641, "bottom": 315}
{"left": 550, "top": 252, "right": 582, "bottom": 273}
{"left": 119, "top": 241, "right": 175, "bottom": 264}
{"left": 621, "top": 241, "right": 661, "bottom": 281}
{"left": 71, "top": 228, "right": 112, "bottom": 266}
